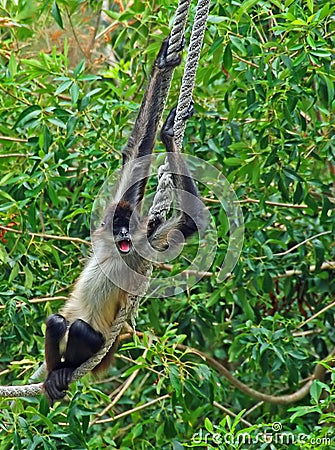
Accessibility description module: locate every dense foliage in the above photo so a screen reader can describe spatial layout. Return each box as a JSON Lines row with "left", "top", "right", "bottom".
{"left": 0, "top": 0, "right": 334, "bottom": 449}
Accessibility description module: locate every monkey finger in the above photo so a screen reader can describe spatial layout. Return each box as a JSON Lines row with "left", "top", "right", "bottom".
{"left": 182, "top": 100, "right": 194, "bottom": 120}
{"left": 54, "top": 368, "right": 72, "bottom": 391}
{"left": 44, "top": 380, "right": 66, "bottom": 405}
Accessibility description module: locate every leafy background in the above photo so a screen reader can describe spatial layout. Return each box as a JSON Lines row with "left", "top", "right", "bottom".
{"left": 0, "top": 0, "right": 334, "bottom": 449}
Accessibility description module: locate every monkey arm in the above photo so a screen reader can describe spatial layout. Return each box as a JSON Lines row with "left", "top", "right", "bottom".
{"left": 118, "top": 37, "right": 183, "bottom": 208}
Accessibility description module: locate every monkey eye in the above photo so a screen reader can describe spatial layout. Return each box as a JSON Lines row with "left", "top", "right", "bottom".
{"left": 101, "top": 221, "right": 106, "bottom": 227}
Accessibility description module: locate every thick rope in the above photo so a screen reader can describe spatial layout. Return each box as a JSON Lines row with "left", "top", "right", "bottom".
{"left": 149, "top": 0, "right": 210, "bottom": 220}
{"left": 167, "top": 0, "right": 192, "bottom": 62}
{"left": 149, "top": 0, "right": 192, "bottom": 222}
{"left": 157, "top": 0, "right": 192, "bottom": 124}
{"left": 148, "top": 159, "right": 175, "bottom": 221}
{"left": 174, "top": 0, "right": 210, "bottom": 150}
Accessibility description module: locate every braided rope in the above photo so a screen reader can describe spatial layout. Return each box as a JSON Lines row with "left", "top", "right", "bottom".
{"left": 174, "top": 0, "right": 210, "bottom": 150}
{"left": 157, "top": 0, "right": 192, "bottom": 124}
{"left": 148, "top": 159, "right": 175, "bottom": 220}
{"left": 149, "top": 0, "right": 192, "bottom": 221}
{"left": 167, "top": 0, "right": 192, "bottom": 62}
{"left": 149, "top": 0, "right": 210, "bottom": 219}
{"left": 0, "top": 382, "right": 44, "bottom": 398}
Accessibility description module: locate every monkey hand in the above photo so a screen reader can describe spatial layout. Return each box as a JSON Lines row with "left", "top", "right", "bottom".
{"left": 44, "top": 367, "right": 73, "bottom": 406}
{"left": 157, "top": 36, "right": 183, "bottom": 70}
{"left": 161, "top": 102, "right": 194, "bottom": 142}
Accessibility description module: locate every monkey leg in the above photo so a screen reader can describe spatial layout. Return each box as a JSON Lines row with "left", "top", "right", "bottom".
{"left": 44, "top": 313, "right": 68, "bottom": 404}
{"left": 160, "top": 103, "right": 203, "bottom": 240}
{"left": 44, "top": 319, "right": 105, "bottom": 404}
{"left": 44, "top": 314, "right": 67, "bottom": 372}
{"left": 64, "top": 319, "right": 105, "bottom": 367}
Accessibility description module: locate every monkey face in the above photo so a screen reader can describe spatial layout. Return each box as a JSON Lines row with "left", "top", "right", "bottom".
{"left": 114, "top": 226, "right": 132, "bottom": 254}
{"left": 99, "top": 202, "right": 141, "bottom": 255}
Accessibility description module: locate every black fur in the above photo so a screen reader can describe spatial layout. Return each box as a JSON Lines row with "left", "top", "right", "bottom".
{"left": 44, "top": 314, "right": 104, "bottom": 405}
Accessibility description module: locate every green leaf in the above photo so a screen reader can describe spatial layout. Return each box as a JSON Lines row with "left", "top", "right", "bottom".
{"left": 314, "top": 239, "right": 325, "bottom": 271}
{"left": 306, "top": 34, "right": 316, "bottom": 49}
{"left": 47, "top": 117, "right": 66, "bottom": 128}
{"left": 262, "top": 271, "right": 273, "bottom": 293}
{"left": 223, "top": 157, "right": 243, "bottom": 166}
{"left": 278, "top": 174, "right": 290, "bottom": 201}
{"left": 172, "top": 441, "right": 184, "bottom": 450}
{"left": 306, "top": 0, "right": 313, "bottom": 14}
{"left": 0, "top": 246, "right": 8, "bottom": 263}
{"left": 9, "top": 262, "right": 19, "bottom": 284}
{"left": 169, "top": 365, "right": 182, "bottom": 397}
{"left": 15, "top": 105, "right": 42, "bottom": 128}
{"left": 310, "top": 380, "right": 323, "bottom": 403}
{"left": 229, "top": 35, "right": 246, "bottom": 54}
{"left": 79, "top": 94, "right": 91, "bottom": 111}
{"left": 24, "top": 265, "right": 33, "bottom": 289}
{"left": 54, "top": 79, "right": 72, "bottom": 96}
{"left": 238, "top": 290, "right": 255, "bottom": 320}
{"left": 206, "top": 288, "right": 222, "bottom": 307}
{"left": 47, "top": 184, "right": 59, "bottom": 207}
{"left": 223, "top": 44, "right": 232, "bottom": 71}
{"left": 293, "top": 182, "right": 304, "bottom": 203}
{"left": 164, "top": 417, "right": 176, "bottom": 439}
{"left": 73, "top": 60, "right": 85, "bottom": 78}
{"left": 8, "top": 53, "right": 17, "bottom": 78}
{"left": 70, "top": 83, "right": 79, "bottom": 105}
{"left": 204, "top": 418, "right": 214, "bottom": 432}
{"left": 318, "top": 2, "right": 330, "bottom": 21}
{"left": 51, "top": 1, "right": 64, "bottom": 29}
{"left": 236, "top": 0, "right": 259, "bottom": 20}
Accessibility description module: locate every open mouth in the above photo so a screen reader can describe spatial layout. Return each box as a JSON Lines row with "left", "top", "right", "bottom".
{"left": 117, "top": 240, "right": 132, "bottom": 254}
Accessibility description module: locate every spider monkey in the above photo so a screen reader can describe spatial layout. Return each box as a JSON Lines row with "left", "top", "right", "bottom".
{"left": 43, "top": 37, "right": 206, "bottom": 404}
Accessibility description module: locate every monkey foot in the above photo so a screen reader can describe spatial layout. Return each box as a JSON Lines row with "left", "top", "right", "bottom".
{"left": 44, "top": 367, "right": 73, "bottom": 406}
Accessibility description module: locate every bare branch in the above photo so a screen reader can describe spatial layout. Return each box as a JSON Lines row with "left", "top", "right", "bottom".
{"left": 94, "top": 394, "right": 170, "bottom": 424}
{"left": 273, "top": 231, "right": 331, "bottom": 257}
{"left": 0, "top": 137, "right": 28, "bottom": 144}
{"left": 0, "top": 225, "right": 89, "bottom": 245}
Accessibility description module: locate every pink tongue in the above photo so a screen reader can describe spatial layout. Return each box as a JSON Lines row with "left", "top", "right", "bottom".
{"left": 119, "top": 241, "right": 130, "bottom": 252}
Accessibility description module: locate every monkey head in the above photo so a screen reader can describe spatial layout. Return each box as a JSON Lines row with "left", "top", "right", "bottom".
{"left": 100, "top": 201, "right": 141, "bottom": 255}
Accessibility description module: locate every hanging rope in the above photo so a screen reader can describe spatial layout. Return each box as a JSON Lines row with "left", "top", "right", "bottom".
{"left": 157, "top": 0, "right": 192, "bottom": 125}
{"left": 149, "top": 0, "right": 210, "bottom": 221}
{"left": 174, "top": 0, "right": 210, "bottom": 149}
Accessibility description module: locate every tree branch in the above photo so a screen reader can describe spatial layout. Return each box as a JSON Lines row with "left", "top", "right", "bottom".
{"left": 273, "top": 231, "right": 331, "bottom": 257}
{"left": 0, "top": 225, "right": 89, "bottom": 245}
